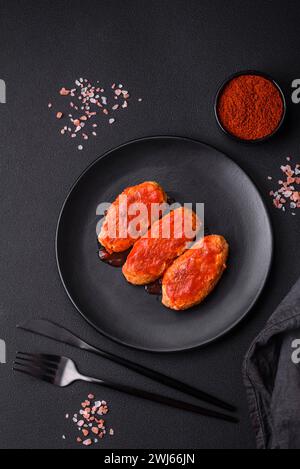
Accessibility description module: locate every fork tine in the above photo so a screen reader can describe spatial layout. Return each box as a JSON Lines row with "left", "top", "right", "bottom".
{"left": 13, "top": 361, "right": 55, "bottom": 382}
{"left": 14, "top": 360, "right": 57, "bottom": 378}
{"left": 15, "top": 354, "right": 58, "bottom": 370}
{"left": 13, "top": 363, "right": 56, "bottom": 384}
{"left": 16, "top": 352, "right": 61, "bottom": 364}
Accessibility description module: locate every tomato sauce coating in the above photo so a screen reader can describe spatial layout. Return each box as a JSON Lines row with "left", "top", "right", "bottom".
{"left": 122, "top": 207, "right": 200, "bottom": 285}
{"left": 162, "top": 235, "right": 229, "bottom": 311}
{"left": 98, "top": 181, "right": 167, "bottom": 253}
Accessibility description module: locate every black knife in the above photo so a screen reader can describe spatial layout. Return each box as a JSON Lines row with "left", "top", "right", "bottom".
{"left": 17, "top": 318, "right": 236, "bottom": 413}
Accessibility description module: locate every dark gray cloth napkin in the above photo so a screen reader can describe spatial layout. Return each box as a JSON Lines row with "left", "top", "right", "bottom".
{"left": 243, "top": 277, "right": 300, "bottom": 449}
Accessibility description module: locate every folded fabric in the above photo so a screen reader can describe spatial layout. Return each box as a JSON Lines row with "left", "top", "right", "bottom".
{"left": 243, "top": 277, "right": 300, "bottom": 449}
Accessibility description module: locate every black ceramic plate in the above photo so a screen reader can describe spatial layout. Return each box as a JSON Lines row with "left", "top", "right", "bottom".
{"left": 56, "top": 137, "right": 273, "bottom": 352}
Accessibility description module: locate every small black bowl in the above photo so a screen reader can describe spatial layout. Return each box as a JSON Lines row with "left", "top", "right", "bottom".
{"left": 214, "top": 70, "right": 287, "bottom": 144}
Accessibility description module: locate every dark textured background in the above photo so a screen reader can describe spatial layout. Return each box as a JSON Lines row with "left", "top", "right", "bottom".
{"left": 0, "top": 0, "right": 299, "bottom": 449}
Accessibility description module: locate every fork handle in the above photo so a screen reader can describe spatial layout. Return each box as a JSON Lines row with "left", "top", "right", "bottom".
{"left": 82, "top": 375, "right": 238, "bottom": 424}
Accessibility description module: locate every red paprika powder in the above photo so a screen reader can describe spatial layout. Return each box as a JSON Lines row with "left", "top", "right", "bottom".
{"left": 217, "top": 74, "right": 284, "bottom": 141}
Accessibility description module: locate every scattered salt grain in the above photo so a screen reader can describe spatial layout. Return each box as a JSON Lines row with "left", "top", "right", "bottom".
{"left": 60, "top": 88, "right": 70, "bottom": 96}
{"left": 268, "top": 157, "right": 300, "bottom": 214}
{"left": 83, "top": 439, "right": 92, "bottom": 447}
{"left": 50, "top": 78, "right": 139, "bottom": 151}
{"left": 65, "top": 394, "right": 114, "bottom": 448}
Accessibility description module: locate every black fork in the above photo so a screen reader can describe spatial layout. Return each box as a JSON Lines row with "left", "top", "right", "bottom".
{"left": 13, "top": 352, "right": 239, "bottom": 424}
